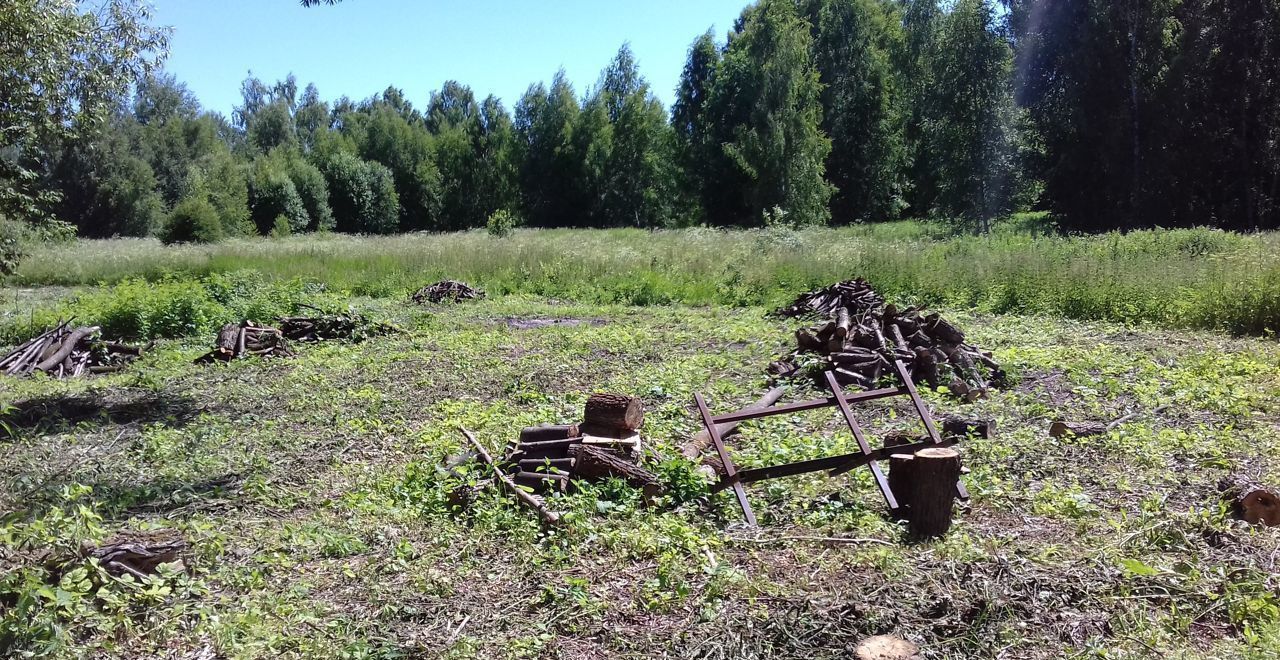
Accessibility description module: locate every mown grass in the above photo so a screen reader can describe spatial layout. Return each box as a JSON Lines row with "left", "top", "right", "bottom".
{"left": 1, "top": 298, "right": 1278, "bottom": 658}
{"left": 10, "top": 219, "right": 1280, "bottom": 336}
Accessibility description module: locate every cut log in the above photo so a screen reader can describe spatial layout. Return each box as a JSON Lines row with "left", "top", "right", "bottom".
{"left": 681, "top": 386, "right": 786, "bottom": 459}
{"left": 941, "top": 416, "right": 995, "bottom": 440}
{"left": 568, "top": 443, "right": 662, "bottom": 501}
{"left": 906, "top": 447, "right": 962, "bottom": 538}
{"left": 1049, "top": 421, "right": 1107, "bottom": 438}
{"left": 518, "top": 424, "right": 579, "bottom": 444}
{"left": 518, "top": 458, "right": 575, "bottom": 472}
{"left": 84, "top": 537, "right": 187, "bottom": 580}
{"left": 582, "top": 393, "right": 644, "bottom": 434}
{"left": 35, "top": 326, "right": 99, "bottom": 373}
{"left": 887, "top": 453, "right": 916, "bottom": 521}
{"left": 215, "top": 323, "right": 242, "bottom": 356}
{"left": 1220, "top": 475, "right": 1280, "bottom": 527}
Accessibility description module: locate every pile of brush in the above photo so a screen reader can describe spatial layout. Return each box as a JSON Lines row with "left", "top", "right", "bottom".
{"left": 410, "top": 280, "right": 484, "bottom": 305}
{"left": 771, "top": 280, "right": 1005, "bottom": 400}
{"left": 194, "top": 321, "right": 294, "bottom": 364}
{"left": 0, "top": 321, "right": 144, "bottom": 378}
{"left": 278, "top": 304, "right": 400, "bottom": 343}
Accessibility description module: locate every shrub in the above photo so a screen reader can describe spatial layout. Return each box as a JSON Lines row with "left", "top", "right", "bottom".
{"left": 249, "top": 158, "right": 309, "bottom": 235}
{"left": 486, "top": 209, "right": 520, "bottom": 238}
{"left": 160, "top": 197, "right": 223, "bottom": 244}
{"left": 321, "top": 152, "right": 400, "bottom": 234}
{"left": 270, "top": 214, "right": 292, "bottom": 238}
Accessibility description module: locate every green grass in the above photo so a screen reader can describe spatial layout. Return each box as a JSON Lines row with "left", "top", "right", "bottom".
{"left": 1, "top": 297, "right": 1278, "bottom": 658}
{"left": 8, "top": 219, "right": 1280, "bottom": 335}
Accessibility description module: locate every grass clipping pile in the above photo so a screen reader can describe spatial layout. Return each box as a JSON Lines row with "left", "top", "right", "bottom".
{"left": 771, "top": 278, "right": 1006, "bottom": 400}
{"left": 452, "top": 393, "right": 657, "bottom": 525}
{"left": 0, "top": 320, "right": 144, "bottom": 378}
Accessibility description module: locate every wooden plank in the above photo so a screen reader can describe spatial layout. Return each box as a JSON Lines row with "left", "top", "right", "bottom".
{"left": 696, "top": 393, "right": 757, "bottom": 526}
{"left": 824, "top": 370, "right": 899, "bottom": 511}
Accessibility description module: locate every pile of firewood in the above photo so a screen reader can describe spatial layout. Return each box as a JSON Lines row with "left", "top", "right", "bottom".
{"left": 0, "top": 321, "right": 143, "bottom": 378}
{"left": 452, "top": 393, "right": 660, "bottom": 524}
{"left": 410, "top": 280, "right": 484, "bottom": 305}
{"left": 194, "top": 321, "right": 295, "bottom": 364}
{"left": 278, "top": 305, "right": 400, "bottom": 343}
{"left": 770, "top": 280, "right": 1005, "bottom": 400}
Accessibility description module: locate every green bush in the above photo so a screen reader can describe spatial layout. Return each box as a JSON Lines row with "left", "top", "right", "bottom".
{"left": 486, "top": 209, "right": 520, "bottom": 238}
{"left": 270, "top": 214, "right": 292, "bottom": 238}
{"left": 160, "top": 197, "right": 223, "bottom": 244}
{"left": 249, "top": 159, "right": 309, "bottom": 235}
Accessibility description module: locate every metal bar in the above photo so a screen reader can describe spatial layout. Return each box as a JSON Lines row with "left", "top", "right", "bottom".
{"left": 696, "top": 393, "right": 757, "bottom": 526}
{"left": 711, "top": 387, "right": 902, "bottom": 424}
{"left": 890, "top": 358, "right": 969, "bottom": 501}
{"left": 709, "top": 438, "right": 958, "bottom": 492}
{"left": 825, "top": 370, "right": 898, "bottom": 510}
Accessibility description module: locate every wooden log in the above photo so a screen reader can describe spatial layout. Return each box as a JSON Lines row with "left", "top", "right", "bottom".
{"left": 941, "top": 416, "right": 995, "bottom": 440}
{"left": 1219, "top": 475, "right": 1280, "bottom": 527}
{"left": 834, "top": 307, "right": 852, "bottom": 339}
{"left": 887, "top": 453, "right": 916, "bottom": 521}
{"left": 906, "top": 447, "right": 961, "bottom": 538}
{"left": 459, "top": 427, "right": 560, "bottom": 524}
{"left": 518, "top": 424, "right": 579, "bottom": 444}
{"left": 35, "top": 327, "right": 99, "bottom": 373}
{"left": 1049, "top": 420, "right": 1107, "bottom": 438}
{"left": 518, "top": 437, "right": 583, "bottom": 458}
{"left": 568, "top": 444, "right": 662, "bottom": 501}
{"left": 795, "top": 328, "right": 825, "bottom": 352}
{"left": 680, "top": 386, "right": 786, "bottom": 459}
{"left": 518, "top": 458, "right": 575, "bottom": 472}
{"left": 582, "top": 393, "right": 644, "bottom": 434}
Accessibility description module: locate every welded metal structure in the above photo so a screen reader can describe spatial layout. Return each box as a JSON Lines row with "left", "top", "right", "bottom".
{"left": 693, "top": 361, "right": 967, "bottom": 526}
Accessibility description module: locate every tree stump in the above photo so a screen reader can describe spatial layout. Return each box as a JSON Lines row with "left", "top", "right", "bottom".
{"left": 854, "top": 635, "right": 921, "bottom": 660}
{"left": 887, "top": 447, "right": 962, "bottom": 538}
{"left": 582, "top": 393, "right": 644, "bottom": 435}
{"left": 1220, "top": 475, "right": 1280, "bottom": 527}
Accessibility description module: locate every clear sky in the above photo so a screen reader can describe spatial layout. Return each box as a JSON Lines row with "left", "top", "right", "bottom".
{"left": 152, "top": 0, "right": 750, "bottom": 118}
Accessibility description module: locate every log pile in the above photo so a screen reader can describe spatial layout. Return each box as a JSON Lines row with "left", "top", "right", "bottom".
{"left": 194, "top": 321, "right": 295, "bottom": 364}
{"left": 278, "top": 305, "right": 399, "bottom": 343}
{"left": 0, "top": 321, "right": 143, "bottom": 378}
{"left": 410, "top": 280, "right": 485, "bottom": 305}
{"left": 770, "top": 280, "right": 1005, "bottom": 400}
{"left": 451, "top": 393, "right": 661, "bottom": 522}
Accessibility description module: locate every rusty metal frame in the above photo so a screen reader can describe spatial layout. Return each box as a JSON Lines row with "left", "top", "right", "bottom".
{"left": 695, "top": 360, "right": 967, "bottom": 525}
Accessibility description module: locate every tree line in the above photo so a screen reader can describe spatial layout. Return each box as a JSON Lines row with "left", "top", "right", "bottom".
{"left": 3, "top": 0, "right": 1279, "bottom": 247}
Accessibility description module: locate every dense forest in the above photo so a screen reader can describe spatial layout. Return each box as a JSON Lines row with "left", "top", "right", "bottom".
{"left": 3, "top": 0, "right": 1279, "bottom": 247}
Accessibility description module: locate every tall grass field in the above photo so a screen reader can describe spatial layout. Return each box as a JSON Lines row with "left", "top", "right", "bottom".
{"left": 6, "top": 220, "right": 1279, "bottom": 337}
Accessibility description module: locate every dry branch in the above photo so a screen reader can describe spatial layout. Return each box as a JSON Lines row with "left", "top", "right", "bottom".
{"left": 459, "top": 427, "right": 560, "bottom": 524}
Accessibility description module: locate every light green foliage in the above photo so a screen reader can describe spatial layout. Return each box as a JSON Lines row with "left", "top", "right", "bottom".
{"left": 708, "top": 0, "right": 833, "bottom": 226}
{"left": 270, "top": 214, "right": 292, "bottom": 238}
{"left": 160, "top": 196, "right": 223, "bottom": 244}
{"left": 485, "top": 209, "right": 520, "bottom": 238}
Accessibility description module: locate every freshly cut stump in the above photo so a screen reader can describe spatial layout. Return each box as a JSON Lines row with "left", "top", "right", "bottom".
{"left": 887, "top": 447, "right": 962, "bottom": 538}
{"left": 1220, "top": 475, "right": 1280, "bottom": 527}
{"left": 854, "top": 635, "right": 921, "bottom": 660}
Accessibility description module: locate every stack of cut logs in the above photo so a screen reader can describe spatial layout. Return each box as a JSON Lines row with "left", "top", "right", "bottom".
{"left": 771, "top": 280, "right": 1005, "bottom": 400}
{"left": 453, "top": 393, "right": 661, "bottom": 524}
{"left": 278, "top": 305, "right": 399, "bottom": 343}
{"left": 0, "top": 321, "right": 143, "bottom": 378}
{"left": 195, "top": 321, "right": 294, "bottom": 363}
{"left": 410, "top": 280, "right": 485, "bottom": 305}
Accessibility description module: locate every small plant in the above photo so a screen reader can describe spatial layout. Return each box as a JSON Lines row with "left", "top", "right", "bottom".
{"left": 270, "top": 214, "right": 292, "bottom": 238}
{"left": 486, "top": 209, "right": 520, "bottom": 238}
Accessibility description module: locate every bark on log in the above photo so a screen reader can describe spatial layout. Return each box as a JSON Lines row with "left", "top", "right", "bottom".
{"left": 941, "top": 416, "right": 995, "bottom": 440}
{"left": 568, "top": 444, "right": 662, "bottom": 501}
{"left": 1049, "top": 421, "right": 1107, "bottom": 438}
{"left": 906, "top": 448, "right": 962, "bottom": 538}
{"left": 1220, "top": 475, "right": 1280, "bottom": 527}
{"left": 84, "top": 537, "right": 187, "bottom": 579}
{"left": 582, "top": 393, "right": 644, "bottom": 434}
{"left": 681, "top": 386, "right": 786, "bottom": 459}
{"left": 35, "top": 326, "right": 99, "bottom": 373}
{"left": 518, "top": 424, "right": 579, "bottom": 444}
{"left": 887, "top": 453, "right": 916, "bottom": 521}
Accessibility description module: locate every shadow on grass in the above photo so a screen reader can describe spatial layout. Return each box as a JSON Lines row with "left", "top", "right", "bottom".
{"left": 1, "top": 391, "right": 212, "bottom": 440}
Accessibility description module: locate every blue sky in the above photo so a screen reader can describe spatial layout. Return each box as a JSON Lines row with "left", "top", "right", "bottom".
{"left": 152, "top": 0, "right": 750, "bottom": 118}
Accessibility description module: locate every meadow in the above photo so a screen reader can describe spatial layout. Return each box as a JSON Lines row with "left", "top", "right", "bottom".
{"left": 2, "top": 223, "right": 1279, "bottom": 658}
{"left": 8, "top": 219, "right": 1280, "bottom": 337}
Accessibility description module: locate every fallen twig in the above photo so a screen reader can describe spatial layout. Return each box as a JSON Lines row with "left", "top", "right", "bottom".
{"left": 458, "top": 427, "right": 560, "bottom": 524}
